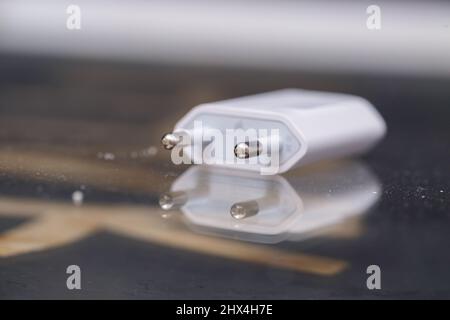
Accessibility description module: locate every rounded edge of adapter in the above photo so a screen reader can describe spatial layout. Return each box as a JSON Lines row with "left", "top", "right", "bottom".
{"left": 350, "top": 96, "right": 388, "bottom": 139}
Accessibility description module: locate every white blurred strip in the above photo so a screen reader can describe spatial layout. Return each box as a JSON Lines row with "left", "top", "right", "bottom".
{"left": 0, "top": 0, "right": 449, "bottom": 76}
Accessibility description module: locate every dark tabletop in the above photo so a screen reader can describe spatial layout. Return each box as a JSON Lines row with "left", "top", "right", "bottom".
{"left": 0, "top": 55, "right": 448, "bottom": 299}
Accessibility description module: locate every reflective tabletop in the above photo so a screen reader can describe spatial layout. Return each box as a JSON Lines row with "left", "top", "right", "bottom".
{"left": 0, "top": 56, "right": 449, "bottom": 299}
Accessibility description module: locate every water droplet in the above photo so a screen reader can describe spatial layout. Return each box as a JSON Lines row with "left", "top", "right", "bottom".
{"left": 72, "top": 190, "right": 84, "bottom": 206}
{"left": 103, "top": 153, "right": 115, "bottom": 160}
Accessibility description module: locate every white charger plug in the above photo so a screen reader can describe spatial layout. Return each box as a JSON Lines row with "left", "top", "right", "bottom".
{"left": 161, "top": 89, "right": 386, "bottom": 174}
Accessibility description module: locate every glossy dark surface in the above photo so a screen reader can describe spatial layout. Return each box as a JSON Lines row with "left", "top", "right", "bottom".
{"left": 0, "top": 55, "right": 449, "bottom": 299}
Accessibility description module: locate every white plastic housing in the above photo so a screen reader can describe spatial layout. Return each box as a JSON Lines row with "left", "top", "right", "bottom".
{"left": 173, "top": 89, "right": 386, "bottom": 174}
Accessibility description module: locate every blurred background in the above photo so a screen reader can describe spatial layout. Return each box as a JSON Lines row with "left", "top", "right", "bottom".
{"left": 0, "top": 0, "right": 449, "bottom": 299}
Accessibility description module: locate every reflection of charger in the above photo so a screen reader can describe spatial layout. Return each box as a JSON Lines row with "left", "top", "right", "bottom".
{"left": 161, "top": 89, "right": 386, "bottom": 174}
{"left": 160, "top": 162, "right": 381, "bottom": 243}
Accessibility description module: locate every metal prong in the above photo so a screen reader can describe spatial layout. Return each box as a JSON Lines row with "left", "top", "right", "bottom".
{"left": 159, "top": 191, "right": 188, "bottom": 210}
{"left": 161, "top": 133, "right": 181, "bottom": 150}
{"left": 234, "top": 141, "right": 262, "bottom": 159}
{"left": 230, "top": 200, "right": 259, "bottom": 219}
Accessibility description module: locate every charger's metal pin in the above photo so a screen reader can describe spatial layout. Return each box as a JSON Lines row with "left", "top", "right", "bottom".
{"left": 159, "top": 191, "right": 188, "bottom": 210}
{"left": 230, "top": 200, "right": 259, "bottom": 219}
{"left": 234, "top": 141, "right": 262, "bottom": 159}
{"left": 161, "top": 133, "right": 181, "bottom": 150}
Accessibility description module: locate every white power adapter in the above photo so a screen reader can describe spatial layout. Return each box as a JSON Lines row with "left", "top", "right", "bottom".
{"left": 161, "top": 89, "right": 386, "bottom": 174}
